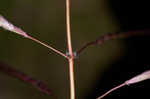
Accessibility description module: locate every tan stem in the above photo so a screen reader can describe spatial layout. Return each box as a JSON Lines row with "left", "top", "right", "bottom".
{"left": 68, "top": 59, "right": 75, "bottom": 99}
{"left": 97, "top": 83, "right": 126, "bottom": 99}
{"left": 27, "top": 35, "right": 69, "bottom": 59}
{"left": 66, "top": 0, "right": 73, "bottom": 56}
{"left": 66, "top": 0, "right": 75, "bottom": 99}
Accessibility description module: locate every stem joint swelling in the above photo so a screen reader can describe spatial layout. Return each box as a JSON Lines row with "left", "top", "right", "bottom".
{"left": 66, "top": 51, "right": 77, "bottom": 59}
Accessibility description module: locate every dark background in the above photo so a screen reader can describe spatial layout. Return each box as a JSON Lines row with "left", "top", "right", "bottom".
{"left": 92, "top": 0, "right": 150, "bottom": 99}
{"left": 0, "top": 0, "right": 150, "bottom": 99}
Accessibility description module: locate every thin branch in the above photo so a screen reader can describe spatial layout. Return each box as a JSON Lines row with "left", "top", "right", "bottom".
{"left": 97, "top": 69, "right": 150, "bottom": 99}
{"left": 0, "top": 62, "right": 51, "bottom": 95}
{"left": 97, "top": 83, "right": 126, "bottom": 99}
{"left": 65, "top": 0, "right": 75, "bottom": 99}
{"left": 76, "top": 30, "right": 150, "bottom": 56}
{"left": 0, "top": 15, "right": 69, "bottom": 59}
{"left": 27, "top": 35, "right": 69, "bottom": 59}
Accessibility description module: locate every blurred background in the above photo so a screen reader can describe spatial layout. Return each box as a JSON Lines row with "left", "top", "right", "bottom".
{"left": 0, "top": 0, "right": 150, "bottom": 99}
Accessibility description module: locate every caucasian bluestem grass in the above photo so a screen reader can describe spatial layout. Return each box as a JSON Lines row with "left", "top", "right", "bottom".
{"left": 1, "top": 0, "right": 150, "bottom": 98}
{"left": 1, "top": 13, "right": 150, "bottom": 99}
{"left": 1, "top": 14, "right": 150, "bottom": 99}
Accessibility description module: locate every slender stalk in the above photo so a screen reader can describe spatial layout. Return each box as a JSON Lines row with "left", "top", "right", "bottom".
{"left": 97, "top": 70, "right": 150, "bottom": 99}
{"left": 97, "top": 83, "right": 126, "bottom": 99}
{"left": 68, "top": 58, "right": 75, "bottom": 99}
{"left": 66, "top": 0, "right": 75, "bottom": 99}
{"left": 27, "top": 35, "right": 69, "bottom": 59}
{"left": 66, "top": 0, "right": 73, "bottom": 55}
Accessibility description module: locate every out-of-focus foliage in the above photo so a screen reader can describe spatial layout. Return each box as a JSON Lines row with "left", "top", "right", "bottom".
{"left": 0, "top": 0, "right": 124, "bottom": 99}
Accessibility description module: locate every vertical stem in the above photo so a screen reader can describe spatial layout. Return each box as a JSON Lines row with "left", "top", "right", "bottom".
{"left": 66, "top": 0, "right": 73, "bottom": 55}
{"left": 66, "top": 0, "right": 75, "bottom": 99}
{"left": 68, "top": 58, "right": 75, "bottom": 99}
